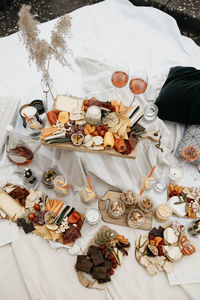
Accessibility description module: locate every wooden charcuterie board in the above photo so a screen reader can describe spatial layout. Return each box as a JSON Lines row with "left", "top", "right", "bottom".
{"left": 41, "top": 98, "right": 161, "bottom": 159}
{"left": 99, "top": 191, "right": 153, "bottom": 230}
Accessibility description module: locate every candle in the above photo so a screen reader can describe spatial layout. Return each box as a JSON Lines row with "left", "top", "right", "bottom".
{"left": 169, "top": 166, "right": 184, "bottom": 182}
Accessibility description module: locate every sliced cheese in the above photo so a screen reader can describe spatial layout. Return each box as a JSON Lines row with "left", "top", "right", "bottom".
{"left": 55, "top": 95, "right": 84, "bottom": 113}
{"left": 168, "top": 196, "right": 187, "bottom": 217}
{"left": 0, "top": 191, "right": 25, "bottom": 221}
{"left": 164, "top": 227, "right": 178, "bottom": 244}
{"left": 163, "top": 246, "right": 182, "bottom": 262}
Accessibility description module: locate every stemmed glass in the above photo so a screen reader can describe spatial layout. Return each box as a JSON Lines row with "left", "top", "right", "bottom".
{"left": 182, "top": 142, "right": 199, "bottom": 163}
{"left": 111, "top": 63, "right": 129, "bottom": 88}
{"left": 129, "top": 69, "right": 148, "bottom": 106}
{"left": 41, "top": 75, "right": 53, "bottom": 112}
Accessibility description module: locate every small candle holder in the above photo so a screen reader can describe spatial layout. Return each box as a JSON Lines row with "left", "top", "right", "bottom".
{"left": 168, "top": 165, "right": 184, "bottom": 182}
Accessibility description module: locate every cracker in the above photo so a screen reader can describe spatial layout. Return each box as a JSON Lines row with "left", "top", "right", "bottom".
{"left": 33, "top": 224, "right": 52, "bottom": 240}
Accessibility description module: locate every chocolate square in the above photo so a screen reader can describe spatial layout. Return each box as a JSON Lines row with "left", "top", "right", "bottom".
{"left": 76, "top": 255, "right": 93, "bottom": 273}
{"left": 91, "top": 250, "right": 104, "bottom": 266}
{"left": 98, "top": 273, "right": 111, "bottom": 284}
{"left": 157, "top": 226, "right": 165, "bottom": 237}
{"left": 92, "top": 266, "right": 107, "bottom": 280}
{"left": 23, "top": 222, "right": 35, "bottom": 234}
{"left": 149, "top": 227, "right": 158, "bottom": 237}
{"left": 100, "top": 259, "right": 113, "bottom": 271}
{"left": 87, "top": 246, "right": 99, "bottom": 256}
{"left": 17, "top": 218, "right": 26, "bottom": 227}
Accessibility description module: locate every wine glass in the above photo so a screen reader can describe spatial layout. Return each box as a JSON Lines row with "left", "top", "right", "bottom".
{"left": 41, "top": 75, "right": 53, "bottom": 112}
{"left": 182, "top": 142, "right": 199, "bottom": 163}
{"left": 111, "top": 63, "right": 129, "bottom": 88}
{"left": 129, "top": 69, "right": 148, "bottom": 106}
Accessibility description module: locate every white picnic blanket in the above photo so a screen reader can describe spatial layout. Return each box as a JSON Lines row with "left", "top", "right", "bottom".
{"left": 0, "top": 0, "right": 200, "bottom": 299}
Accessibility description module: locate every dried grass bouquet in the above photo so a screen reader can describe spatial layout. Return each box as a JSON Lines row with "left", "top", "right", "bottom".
{"left": 18, "top": 5, "right": 72, "bottom": 100}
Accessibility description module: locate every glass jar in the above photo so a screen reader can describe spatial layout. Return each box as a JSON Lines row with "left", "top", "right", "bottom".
{"left": 120, "top": 190, "right": 137, "bottom": 206}
{"left": 108, "top": 200, "right": 125, "bottom": 219}
{"left": 53, "top": 175, "right": 72, "bottom": 198}
{"left": 154, "top": 204, "right": 171, "bottom": 222}
{"left": 141, "top": 175, "right": 156, "bottom": 191}
{"left": 188, "top": 219, "right": 200, "bottom": 236}
{"left": 85, "top": 105, "right": 101, "bottom": 125}
{"left": 127, "top": 208, "right": 144, "bottom": 228}
{"left": 25, "top": 115, "right": 42, "bottom": 139}
{"left": 80, "top": 187, "right": 97, "bottom": 204}
{"left": 42, "top": 168, "right": 57, "bottom": 189}
{"left": 138, "top": 197, "right": 154, "bottom": 213}
{"left": 85, "top": 208, "right": 101, "bottom": 225}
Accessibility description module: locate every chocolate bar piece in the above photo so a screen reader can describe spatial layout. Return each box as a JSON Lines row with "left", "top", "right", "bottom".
{"left": 149, "top": 227, "right": 158, "bottom": 237}
{"left": 23, "top": 222, "right": 35, "bottom": 234}
{"left": 92, "top": 266, "right": 107, "bottom": 280}
{"left": 91, "top": 250, "right": 104, "bottom": 266}
{"left": 100, "top": 259, "right": 113, "bottom": 271}
{"left": 157, "top": 226, "right": 165, "bottom": 237}
{"left": 76, "top": 255, "right": 93, "bottom": 273}
{"left": 87, "top": 246, "right": 100, "bottom": 256}
{"left": 17, "top": 218, "right": 26, "bottom": 227}
{"left": 98, "top": 273, "right": 111, "bottom": 284}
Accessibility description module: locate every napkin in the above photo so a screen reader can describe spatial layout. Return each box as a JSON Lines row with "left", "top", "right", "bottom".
{"left": 0, "top": 95, "right": 21, "bottom": 153}
{"left": 0, "top": 219, "right": 20, "bottom": 247}
{"left": 167, "top": 237, "right": 200, "bottom": 285}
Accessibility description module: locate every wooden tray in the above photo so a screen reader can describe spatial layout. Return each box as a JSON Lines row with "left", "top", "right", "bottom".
{"left": 41, "top": 101, "right": 161, "bottom": 159}
{"left": 99, "top": 191, "right": 153, "bottom": 230}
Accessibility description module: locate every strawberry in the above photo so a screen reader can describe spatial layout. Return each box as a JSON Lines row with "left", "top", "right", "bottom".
{"left": 112, "top": 258, "right": 117, "bottom": 264}
{"left": 109, "top": 269, "right": 114, "bottom": 275}
{"left": 101, "top": 249, "right": 106, "bottom": 256}
{"left": 112, "top": 263, "right": 117, "bottom": 269}
{"left": 99, "top": 244, "right": 105, "bottom": 249}
{"left": 108, "top": 253, "right": 114, "bottom": 260}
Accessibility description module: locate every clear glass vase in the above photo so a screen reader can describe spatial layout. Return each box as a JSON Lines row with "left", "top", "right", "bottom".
{"left": 41, "top": 74, "right": 53, "bottom": 112}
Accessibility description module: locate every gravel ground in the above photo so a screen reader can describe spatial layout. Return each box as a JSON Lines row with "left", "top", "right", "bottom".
{"left": 0, "top": 0, "right": 199, "bottom": 46}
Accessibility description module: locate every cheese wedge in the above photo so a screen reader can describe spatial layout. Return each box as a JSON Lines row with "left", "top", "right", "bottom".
{"left": 55, "top": 95, "right": 84, "bottom": 113}
{"left": 0, "top": 191, "right": 25, "bottom": 221}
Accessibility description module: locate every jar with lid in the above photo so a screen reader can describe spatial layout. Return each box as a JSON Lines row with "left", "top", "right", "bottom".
{"left": 6, "top": 125, "right": 34, "bottom": 166}
{"left": 154, "top": 204, "right": 171, "bottom": 222}
{"left": 85, "top": 105, "right": 101, "bottom": 125}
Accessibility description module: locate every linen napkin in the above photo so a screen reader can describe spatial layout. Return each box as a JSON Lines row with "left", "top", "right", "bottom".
{"left": 0, "top": 219, "right": 20, "bottom": 247}
{"left": 167, "top": 237, "right": 200, "bottom": 285}
{"left": 0, "top": 95, "right": 21, "bottom": 153}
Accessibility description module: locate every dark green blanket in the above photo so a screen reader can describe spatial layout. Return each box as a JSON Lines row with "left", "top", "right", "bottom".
{"left": 155, "top": 66, "right": 200, "bottom": 124}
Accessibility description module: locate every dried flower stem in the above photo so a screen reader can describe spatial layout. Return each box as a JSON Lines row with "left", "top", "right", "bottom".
{"left": 18, "top": 5, "right": 72, "bottom": 102}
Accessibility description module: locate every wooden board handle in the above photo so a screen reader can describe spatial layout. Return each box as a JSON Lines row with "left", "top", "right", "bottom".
{"left": 139, "top": 130, "right": 161, "bottom": 143}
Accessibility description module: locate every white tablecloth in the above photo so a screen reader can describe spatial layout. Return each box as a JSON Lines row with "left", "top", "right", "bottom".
{"left": 0, "top": 0, "right": 200, "bottom": 299}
